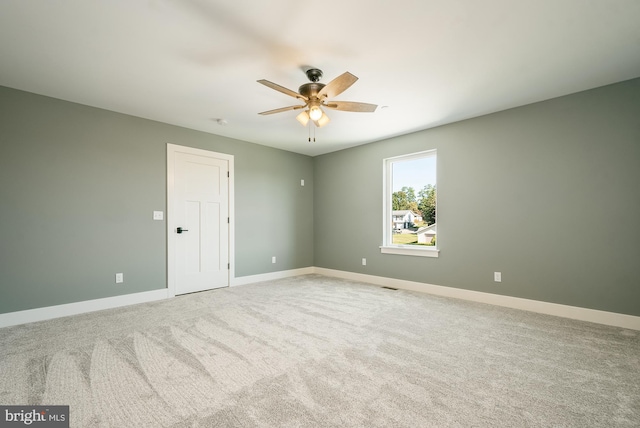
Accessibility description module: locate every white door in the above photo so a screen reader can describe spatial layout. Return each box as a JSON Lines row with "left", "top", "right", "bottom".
{"left": 167, "top": 145, "right": 233, "bottom": 295}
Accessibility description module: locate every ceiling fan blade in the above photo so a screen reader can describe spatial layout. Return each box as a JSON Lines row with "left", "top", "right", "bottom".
{"left": 257, "top": 79, "right": 307, "bottom": 100}
{"left": 259, "top": 105, "right": 306, "bottom": 115}
{"left": 313, "top": 111, "right": 331, "bottom": 128}
{"left": 296, "top": 110, "right": 310, "bottom": 126}
{"left": 317, "top": 72, "right": 358, "bottom": 99}
{"left": 323, "top": 101, "right": 378, "bottom": 112}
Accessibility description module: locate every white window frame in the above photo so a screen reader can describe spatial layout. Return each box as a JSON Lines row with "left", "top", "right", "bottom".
{"left": 380, "top": 149, "right": 439, "bottom": 258}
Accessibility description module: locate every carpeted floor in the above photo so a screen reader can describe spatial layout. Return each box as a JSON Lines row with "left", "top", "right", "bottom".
{"left": 0, "top": 274, "right": 638, "bottom": 427}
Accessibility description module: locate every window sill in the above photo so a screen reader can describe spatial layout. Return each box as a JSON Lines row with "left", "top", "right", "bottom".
{"left": 379, "top": 246, "right": 439, "bottom": 258}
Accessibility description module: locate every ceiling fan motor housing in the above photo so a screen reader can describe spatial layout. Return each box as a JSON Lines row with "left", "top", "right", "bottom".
{"left": 298, "top": 82, "right": 325, "bottom": 99}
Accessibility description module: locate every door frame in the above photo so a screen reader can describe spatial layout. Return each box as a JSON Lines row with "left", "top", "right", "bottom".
{"left": 166, "top": 143, "right": 235, "bottom": 297}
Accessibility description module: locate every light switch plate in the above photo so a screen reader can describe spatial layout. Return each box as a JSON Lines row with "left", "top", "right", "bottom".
{"left": 153, "top": 211, "right": 164, "bottom": 220}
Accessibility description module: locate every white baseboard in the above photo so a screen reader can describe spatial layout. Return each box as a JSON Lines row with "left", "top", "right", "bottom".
{"left": 232, "top": 267, "right": 315, "bottom": 287}
{"left": 0, "top": 267, "right": 314, "bottom": 328}
{"left": 313, "top": 267, "right": 640, "bottom": 331}
{"left": 0, "top": 289, "right": 169, "bottom": 329}
{"left": 2, "top": 267, "right": 638, "bottom": 331}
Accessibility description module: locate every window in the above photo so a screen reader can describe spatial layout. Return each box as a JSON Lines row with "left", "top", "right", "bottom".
{"left": 381, "top": 150, "right": 438, "bottom": 257}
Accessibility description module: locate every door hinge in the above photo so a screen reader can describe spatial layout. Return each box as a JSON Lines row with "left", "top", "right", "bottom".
{"left": 227, "top": 217, "right": 230, "bottom": 223}
{"left": 227, "top": 263, "right": 230, "bottom": 270}
{"left": 227, "top": 171, "right": 230, "bottom": 177}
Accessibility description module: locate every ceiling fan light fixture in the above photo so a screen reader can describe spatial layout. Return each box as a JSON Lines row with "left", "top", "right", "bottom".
{"left": 296, "top": 110, "right": 310, "bottom": 126}
{"left": 315, "top": 112, "right": 330, "bottom": 127}
{"left": 309, "top": 105, "right": 323, "bottom": 121}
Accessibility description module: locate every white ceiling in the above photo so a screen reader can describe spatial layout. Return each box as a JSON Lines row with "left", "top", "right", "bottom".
{"left": 1, "top": 1, "right": 639, "bottom": 156}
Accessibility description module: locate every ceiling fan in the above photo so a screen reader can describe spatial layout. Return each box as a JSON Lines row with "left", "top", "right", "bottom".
{"left": 257, "top": 68, "right": 377, "bottom": 128}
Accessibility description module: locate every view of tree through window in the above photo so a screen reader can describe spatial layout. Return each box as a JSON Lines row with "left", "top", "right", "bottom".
{"left": 389, "top": 152, "right": 436, "bottom": 247}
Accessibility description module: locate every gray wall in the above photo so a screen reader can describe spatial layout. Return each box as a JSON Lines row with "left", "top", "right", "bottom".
{"left": 2, "top": 79, "right": 639, "bottom": 317}
{"left": 314, "top": 78, "right": 640, "bottom": 316}
{"left": 0, "top": 86, "right": 314, "bottom": 314}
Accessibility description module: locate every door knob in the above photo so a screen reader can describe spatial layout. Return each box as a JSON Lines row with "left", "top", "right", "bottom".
{"left": 177, "top": 227, "right": 189, "bottom": 234}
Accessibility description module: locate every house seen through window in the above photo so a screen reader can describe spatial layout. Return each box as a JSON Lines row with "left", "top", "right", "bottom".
{"left": 381, "top": 150, "right": 438, "bottom": 257}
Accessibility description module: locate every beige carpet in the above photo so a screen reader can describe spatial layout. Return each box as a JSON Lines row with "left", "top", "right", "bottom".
{"left": 1, "top": 274, "right": 639, "bottom": 427}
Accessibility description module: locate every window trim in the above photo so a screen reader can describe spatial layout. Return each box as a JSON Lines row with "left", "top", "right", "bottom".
{"left": 380, "top": 149, "right": 439, "bottom": 258}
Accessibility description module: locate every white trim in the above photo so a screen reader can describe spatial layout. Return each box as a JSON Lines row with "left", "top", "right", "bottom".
{"left": 2, "top": 267, "right": 638, "bottom": 331}
{"left": 167, "top": 144, "right": 177, "bottom": 297}
{"left": 228, "top": 155, "right": 236, "bottom": 287}
{"left": 0, "top": 268, "right": 311, "bottom": 328}
{"left": 231, "top": 267, "right": 315, "bottom": 287}
{"left": 385, "top": 149, "right": 437, "bottom": 162}
{"left": 312, "top": 267, "right": 640, "bottom": 331}
{"left": 166, "top": 144, "right": 235, "bottom": 297}
{"left": 383, "top": 150, "right": 438, "bottom": 254}
{"left": 0, "top": 289, "right": 169, "bottom": 329}
{"left": 380, "top": 246, "right": 439, "bottom": 257}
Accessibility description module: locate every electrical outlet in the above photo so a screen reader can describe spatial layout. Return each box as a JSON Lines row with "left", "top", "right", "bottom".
{"left": 301, "top": 179, "right": 305, "bottom": 186}
{"left": 494, "top": 272, "right": 502, "bottom": 282}
{"left": 362, "top": 258, "right": 367, "bottom": 266}
{"left": 153, "top": 211, "right": 163, "bottom": 220}
{"left": 115, "top": 273, "right": 124, "bottom": 284}
{"left": 272, "top": 256, "right": 276, "bottom": 264}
